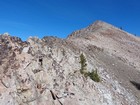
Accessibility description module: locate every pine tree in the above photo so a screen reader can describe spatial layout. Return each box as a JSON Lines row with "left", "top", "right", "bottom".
{"left": 79, "top": 53, "right": 87, "bottom": 74}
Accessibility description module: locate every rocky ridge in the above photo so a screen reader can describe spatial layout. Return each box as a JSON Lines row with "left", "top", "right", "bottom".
{"left": 0, "top": 21, "right": 140, "bottom": 105}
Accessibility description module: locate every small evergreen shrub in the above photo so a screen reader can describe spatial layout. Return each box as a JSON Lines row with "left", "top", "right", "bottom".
{"left": 88, "top": 69, "right": 100, "bottom": 82}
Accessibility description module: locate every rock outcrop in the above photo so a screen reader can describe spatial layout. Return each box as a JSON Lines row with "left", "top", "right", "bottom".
{"left": 0, "top": 21, "right": 140, "bottom": 105}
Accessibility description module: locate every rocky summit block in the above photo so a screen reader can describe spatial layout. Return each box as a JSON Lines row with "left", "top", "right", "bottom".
{"left": 0, "top": 21, "right": 140, "bottom": 105}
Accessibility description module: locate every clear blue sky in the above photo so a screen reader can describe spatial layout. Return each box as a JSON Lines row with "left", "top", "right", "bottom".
{"left": 0, "top": 0, "right": 140, "bottom": 41}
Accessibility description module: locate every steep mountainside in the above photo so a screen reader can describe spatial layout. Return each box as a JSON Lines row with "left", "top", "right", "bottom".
{"left": 0, "top": 21, "right": 140, "bottom": 105}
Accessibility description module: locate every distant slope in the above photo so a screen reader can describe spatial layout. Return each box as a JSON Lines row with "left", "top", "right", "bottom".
{"left": 68, "top": 20, "right": 140, "bottom": 71}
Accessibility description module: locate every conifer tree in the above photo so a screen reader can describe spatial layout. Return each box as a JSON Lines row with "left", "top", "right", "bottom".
{"left": 79, "top": 53, "right": 87, "bottom": 74}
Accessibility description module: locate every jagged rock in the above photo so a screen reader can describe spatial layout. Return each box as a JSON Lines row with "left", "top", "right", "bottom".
{"left": 0, "top": 20, "right": 140, "bottom": 105}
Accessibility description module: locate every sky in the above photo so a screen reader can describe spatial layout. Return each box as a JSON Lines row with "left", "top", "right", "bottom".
{"left": 0, "top": 0, "right": 140, "bottom": 41}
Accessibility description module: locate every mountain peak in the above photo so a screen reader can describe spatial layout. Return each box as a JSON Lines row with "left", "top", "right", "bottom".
{"left": 68, "top": 20, "right": 119, "bottom": 39}
{"left": 68, "top": 20, "right": 136, "bottom": 40}
{"left": 91, "top": 20, "right": 108, "bottom": 25}
{"left": 87, "top": 20, "right": 116, "bottom": 30}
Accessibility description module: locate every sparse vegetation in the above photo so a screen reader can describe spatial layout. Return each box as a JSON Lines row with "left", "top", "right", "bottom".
{"left": 79, "top": 53, "right": 100, "bottom": 82}
{"left": 88, "top": 69, "right": 100, "bottom": 82}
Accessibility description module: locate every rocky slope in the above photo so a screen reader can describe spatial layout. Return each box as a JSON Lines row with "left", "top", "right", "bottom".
{"left": 0, "top": 21, "right": 140, "bottom": 105}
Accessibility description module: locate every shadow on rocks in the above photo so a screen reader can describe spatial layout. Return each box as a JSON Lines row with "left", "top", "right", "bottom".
{"left": 130, "top": 81, "right": 140, "bottom": 90}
